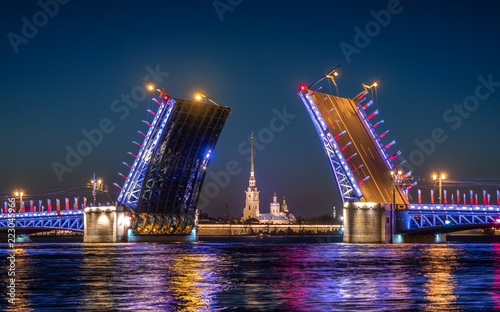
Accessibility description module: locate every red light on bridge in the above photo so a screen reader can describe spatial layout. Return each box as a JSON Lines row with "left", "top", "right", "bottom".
{"left": 495, "top": 218, "right": 500, "bottom": 223}
{"left": 163, "top": 95, "right": 169, "bottom": 101}
{"left": 299, "top": 84, "right": 306, "bottom": 91}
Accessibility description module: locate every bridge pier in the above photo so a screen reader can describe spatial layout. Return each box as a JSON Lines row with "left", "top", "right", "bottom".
{"left": 343, "top": 202, "right": 387, "bottom": 243}
{"left": 83, "top": 206, "right": 130, "bottom": 243}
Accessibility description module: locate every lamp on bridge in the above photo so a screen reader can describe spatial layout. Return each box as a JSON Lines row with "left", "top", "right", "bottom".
{"left": 389, "top": 170, "right": 403, "bottom": 243}
{"left": 90, "top": 173, "right": 103, "bottom": 206}
{"left": 194, "top": 93, "right": 222, "bottom": 107}
{"left": 326, "top": 70, "right": 339, "bottom": 85}
{"left": 145, "top": 82, "right": 169, "bottom": 102}
{"left": 432, "top": 170, "right": 446, "bottom": 204}
{"left": 14, "top": 191, "right": 24, "bottom": 213}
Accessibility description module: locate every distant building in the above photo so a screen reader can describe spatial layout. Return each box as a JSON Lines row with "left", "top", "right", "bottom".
{"left": 241, "top": 133, "right": 295, "bottom": 224}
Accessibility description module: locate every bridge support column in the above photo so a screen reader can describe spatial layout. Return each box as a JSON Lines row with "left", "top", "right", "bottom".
{"left": 84, "top": 206, "right": 130, "bottom": 243}
{"left": 343, "top": 202, "right": 386, "bottom": 243}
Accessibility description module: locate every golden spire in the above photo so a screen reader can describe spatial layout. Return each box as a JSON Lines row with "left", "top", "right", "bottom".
{"left": 249, "top": 132, "right": 256, "bottom": 188}
{"left": 250, "top": 132, "right": 254, "bottom": 174}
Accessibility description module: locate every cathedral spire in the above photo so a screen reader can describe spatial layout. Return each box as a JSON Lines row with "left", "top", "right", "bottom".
{"left": 249, "top": 132, "right": 256, "bottom": 188}
{"left": 251, "top": 132, "right": 254, "bottom": 174}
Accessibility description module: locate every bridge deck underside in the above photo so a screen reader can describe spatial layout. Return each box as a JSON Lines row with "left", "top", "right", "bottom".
{"left": 310, "top": 91, "right": 407, "bottom": 204}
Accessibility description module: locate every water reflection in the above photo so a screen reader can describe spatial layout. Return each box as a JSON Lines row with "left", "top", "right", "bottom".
{"left": 0, "top": 241, "right": 498, "bottom": 310}
{"left": 421, "top": 245, "right": 459, "bottom": 310}
{"left": 491, "top": 243, "right": 500, "bottom": 309}
{"left": 79, "top": 243, "right": 229, "bottom": 311}
{"left": 3, "top": 248, "right": 31, "bottom": 312}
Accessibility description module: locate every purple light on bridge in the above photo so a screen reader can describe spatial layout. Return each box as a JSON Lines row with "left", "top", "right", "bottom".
{"left": 142, "top": 120, "right": 151, "bottom": 127}
{"left": 373, "top": 120, "right": 384, "bottom": 128}
{"left": 378, "top": 130, "right": 389, "bottom": 139}
{"left": 334, "top": 130, "right": 346, "bottom": 141}
{"left": 310, "top": 86, "right": 322, "bottom": 96}
{"left": 361, "top": 100, "right": 373, "bottom": 110}
{"left": 340, "top": 142, "right": 352, "bottom": 151}
{"left": 389, "top": 151, "right": 401, "bottom": 160}
{"left": 316, "top": 97, "right": 328, "bottom": 106}
{"left": 346, "top": 153, "right": 358, "bottom": 161}
{"left": 395, "top": 160, "right": 406, "bottom": 169}
{"left": 329, "top": 120, "right": 340, "bottom": 127}
{"left": 384, "top": 140, "right": 396, "bottom": 149}
{"left": 359, "top": 175, "right": 370, "bottom": 185}
{"left": 366, "top": 110, "right": 379, "bottom": 119}
{"left": 352, "top": 164, "right": 364, "bottom": 173}
{"left": 322, "top": 108, "right": 334, "bottom": 117}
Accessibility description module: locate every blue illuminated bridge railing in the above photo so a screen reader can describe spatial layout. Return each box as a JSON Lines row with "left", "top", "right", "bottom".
{"left": 400, "top": 204, "right": 500, "bottom": 232}
{"left": 0, "top": 210, "right": 84, "bottom": 231}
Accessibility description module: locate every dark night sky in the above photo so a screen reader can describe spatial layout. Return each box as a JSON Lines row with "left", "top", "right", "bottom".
{"left": 1, "top": 0, "right": 500, "bottom": 217}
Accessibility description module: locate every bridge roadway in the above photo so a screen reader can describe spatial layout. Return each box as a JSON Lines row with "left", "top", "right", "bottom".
{"left": 308, "top": 90, "right": 407, "bottom": 205}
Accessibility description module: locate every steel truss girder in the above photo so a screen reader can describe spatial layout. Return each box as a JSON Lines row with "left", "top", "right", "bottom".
{"left": 298, "top": 91, "right": 361, "bottom": 202}
{"left": 407, "top": 211, "right": 499, "bottom": 230}
{"left": 117, "top": 98, "right": 175, "bottom": 209}
{"left": 0, "top": 215, "right": 84, "bottom": 231}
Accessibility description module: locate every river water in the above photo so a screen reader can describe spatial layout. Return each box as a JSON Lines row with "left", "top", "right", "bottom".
{"left": 1, "top": 236, "right": 500, "bottom": 311}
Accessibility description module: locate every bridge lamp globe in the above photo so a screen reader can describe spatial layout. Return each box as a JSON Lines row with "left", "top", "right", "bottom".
{"left": 373, "top": 82, "right": 378, "bottom": 87}
{"left": 433, "top": 174, "right": 437, "bottom": 180}
{"left": 194, "top": 93, "right": 203, "bottom": 101}
{"left": 390, "top": 171, "right": 394, "bottom": 176}
{"left": 334, "top": 71, "right": 339, "bottom": 77}
{"left": 146, "top": 84, "right": 155, "bottom": 91}
{"left": 441, "top": 174, "right": 446, "bottom": 180}
{"left": 398, "top": 170, "right": 402, "bottom": 176}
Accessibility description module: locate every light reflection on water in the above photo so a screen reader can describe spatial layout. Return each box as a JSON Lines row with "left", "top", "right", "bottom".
{"left": 0, "top": 240, "right": 499, "bottom": 311}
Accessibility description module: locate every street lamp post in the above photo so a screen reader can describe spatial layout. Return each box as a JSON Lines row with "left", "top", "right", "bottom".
{"left": 390, "top": 170, "right": 402, "bottom": 243}
{"left": 15, "top": 191, "right": 24, "bottom": 213}
{"left": 91, "top": 173, "right": 102, "bottom": 206}
{"left": 194, "top": 93, "right": 222, "bottom": 107}
{"left": 432, "top": 169, "right": 446, "bottom": 204}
